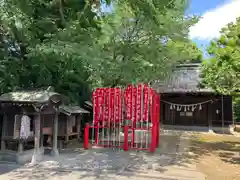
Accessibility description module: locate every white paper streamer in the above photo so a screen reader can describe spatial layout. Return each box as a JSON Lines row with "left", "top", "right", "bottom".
{"left": 161, "top": 99, "right": 213, "bottom": 112}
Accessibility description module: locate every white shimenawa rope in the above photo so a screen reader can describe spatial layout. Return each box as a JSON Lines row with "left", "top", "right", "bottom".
{"left": 161, "top": 99, "right": 214, "bottom": 112}
{"left": 160, "top": 99, "right": 213, "bottom": 106}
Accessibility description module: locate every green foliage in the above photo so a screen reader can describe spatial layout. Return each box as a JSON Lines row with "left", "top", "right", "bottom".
{"left": 233, "top": 96, "right": 240, "bottom": 122}
{"left": 0, "top": 0, "right": 200, "bottom": 104}
{"left": 89, "top": 0, "right": 200, "bottom": 86}
{"left": 202, "top": 17, "right": 240, "bottom": 94}
{"left": 0, "top": 0, "right": 95, "bottom": 104}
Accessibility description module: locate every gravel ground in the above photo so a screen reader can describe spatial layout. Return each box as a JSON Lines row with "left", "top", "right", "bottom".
{"left": 0, "top": 132, "right": 205, "bottom": 180}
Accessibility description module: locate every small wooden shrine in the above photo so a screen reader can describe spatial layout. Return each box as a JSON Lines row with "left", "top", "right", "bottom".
{"left": 43, "top": 105, "right": 89, "bottom": 148}
{"left": 0, "top": 87, "right": 64, "bottom": 164}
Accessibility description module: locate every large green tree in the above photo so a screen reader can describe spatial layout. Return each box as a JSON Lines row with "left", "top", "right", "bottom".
{"left": 0, "top": 0, "right": 200, "bottom": 104}
{"left": 0, "top": 0, "right": 97, "bottom": 104}
{"left": 89, "top": 0, "right": 200, "bottom": 86}
{"left": 202, "top": 18, "right": 240, "bottom": 94}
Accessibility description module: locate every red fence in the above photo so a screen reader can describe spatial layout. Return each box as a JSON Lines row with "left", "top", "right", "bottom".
{"left": 84, "top": 84, "right": 160, "bottom": 152}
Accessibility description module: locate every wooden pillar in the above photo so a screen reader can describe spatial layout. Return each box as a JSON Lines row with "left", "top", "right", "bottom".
{"left": 30, "top": 112, "right": 41, "bottom": 165}
{"left": 1, "top": 114, "right": 7, "bottom": 151}
{"left": 18, "top": 141, "right": 24, "bottom": 153}
{"left": 40, "top": 115, "right": 44, "bottom": 148}
{"left": 77, "top": 115, "right": 81, "bottom": 139}
{"left": 160, "top": 102, "right": 163, "bottom": 125}
{"left": 65, "top": 116, "right": 69, "bottom": 142}
{"left": 51, "top": 108, "right": 59, "bottom": 156}
{"left": 221, "top": 95, "right": 224, "bottom": 133}
{"left": 18, "top": 115, "right": 23, "bottom": 153}
{"left": 208, "top": 102, "right": 213, "bottom": 133}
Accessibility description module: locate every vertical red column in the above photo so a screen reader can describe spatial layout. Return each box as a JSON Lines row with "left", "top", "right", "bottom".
{"left": 132, "top": 86, "right": 137, "bottom": 148}
{"left": 150, "top": 92, "right": 157, "bottom": 152}
{"left": 156, "top": 94, "right": 160, "bottom": 148}
{"left": 136, "top": 84, "right": 142, "bottom": 122}
{"left": 143, "top": 84, "right": 149, "bottom": 121}
{"left": 95, "top": 122, "right": 99, "bottom": 144}
{"left": 119, "top": 89, "right": 123, "bottom": 124}
{"left": 110, "top": 88, "right": 115, "bottom": 124}
{"left": 123, "top": 125, "right": 129, "bottom": 151}
{"left": 93, "top": 90, "right": 98, "bottom": 123}
{"left": 125, "top": 85, "right": 132, "bottom": 120}
{"left": 150, "top": 123, "right": 157, "bottom": 152}
{"left": 84, "top": 123, "right": 90, "bottom": 149}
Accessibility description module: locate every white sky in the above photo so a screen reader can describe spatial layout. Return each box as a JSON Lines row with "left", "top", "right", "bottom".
{"left": 189, "top": 0, "right": 240, "bottom": 40}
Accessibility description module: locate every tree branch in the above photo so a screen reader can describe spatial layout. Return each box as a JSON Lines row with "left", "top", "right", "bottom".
{"left": 58, "top": 0, "right": 66, "bottom": 27}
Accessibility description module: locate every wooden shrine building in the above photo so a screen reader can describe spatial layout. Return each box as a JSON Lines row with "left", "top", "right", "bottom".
{"left": 43, "top": 105, "right": 89, "bottom": 148}
{"left": 0, "top": 87, "right": 64, "bottom": 164}
{"left": 152, "top": 63, "right": 233, "bottom": 130}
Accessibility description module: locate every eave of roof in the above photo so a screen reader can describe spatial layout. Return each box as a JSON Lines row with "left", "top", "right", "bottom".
{"left": 59, "top": 105, "right": 90, "bottom": 116}
{"left": 85, "top": 101, "right": 92, "bottom": 107}
{"left": 0, "top": 90, "right": 60, "bottom": 104}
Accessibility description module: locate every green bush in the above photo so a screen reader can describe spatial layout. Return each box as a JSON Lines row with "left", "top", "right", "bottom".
{"left": 233, "top": 97, "right": 240, "bottom": 122}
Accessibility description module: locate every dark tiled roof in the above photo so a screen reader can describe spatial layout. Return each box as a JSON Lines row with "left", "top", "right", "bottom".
{"left": 60, "top": 105, "right": 89, "bottom": 115}
{"left": 0, "top": 87, "right": 62, "bottom": 103}
{"left": 85, "top": 101, "right": 93, "bottom": 107}
{"left": 84, "top": 101, "right": 92, "bottom": 107}
{"left": 152, "top": 63, "right": 213, "bottom": 93}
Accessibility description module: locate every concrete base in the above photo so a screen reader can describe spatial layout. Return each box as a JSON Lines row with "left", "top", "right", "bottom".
{"left": 0, "top": 148, "right": 44, "bottom": 165}
{"left": 162, "top": 125, "right": 233, "bottom": 134}
{"left": 208, "top": 129, "right": 214, "bottom": 134}
{"left": 50, "top": 148, "right": 59, "bottom": 156}
{"left": 233, "top": 125, "right": 240, "bottom": 132}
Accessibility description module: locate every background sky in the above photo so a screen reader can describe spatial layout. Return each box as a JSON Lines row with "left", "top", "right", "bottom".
{"left": 187, "top": 0, "right": 226, "bottom": 50}
{"left": 188, "top": 0, "right": 240, "bottom": 53}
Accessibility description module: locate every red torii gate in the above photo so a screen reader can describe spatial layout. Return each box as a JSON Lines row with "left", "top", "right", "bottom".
{"left": 84, "top": 84, "right": 160, "bottom": 152}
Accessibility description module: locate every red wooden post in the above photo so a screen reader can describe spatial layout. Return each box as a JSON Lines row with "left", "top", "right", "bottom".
{"left": 156, "top": 94, "right": 160, "bottom": 148}
{"left": 149, "top": 93, "right": 157, "bottom": 152}
{"left": 124, "top": 125, "right": 129, "bottom": 151}
{"left": 156, "top": 121, "right": 159, "bottom": 148}
{"left": 150, "top": 123, "right": 157, "bottom": 152}
{"left": 131, "top": 124, "right": 135, "bottom": 148}
{"left": 84, "top": 123, "right": 90, "bottom": 149}
{"left": 95, "top": 123, "right": 99, "bottom": 144}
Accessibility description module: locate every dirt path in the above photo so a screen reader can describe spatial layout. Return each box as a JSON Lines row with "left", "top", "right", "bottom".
{"left": 197, "top": 154, "right": 240, "bottom": 180}
{"left": 189, "top": 133, "right": 240, "bottom": 180}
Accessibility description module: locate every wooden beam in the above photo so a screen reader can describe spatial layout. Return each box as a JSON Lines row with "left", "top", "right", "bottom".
{"left": 1, "top": 114, "right": 7, "bottom": 151}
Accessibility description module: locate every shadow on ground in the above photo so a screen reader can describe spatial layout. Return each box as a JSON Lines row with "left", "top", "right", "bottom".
{"left": 0, "top": 133, "right": 197, "bottom": 179}
{"left": 0, "top": 163, "right": 21, "bottom": 175}
{"left": 2, "top": 132, "right": 238, "bottom": 179}
{"left": 189, "top": 139, "right": 240, "bottom": 164}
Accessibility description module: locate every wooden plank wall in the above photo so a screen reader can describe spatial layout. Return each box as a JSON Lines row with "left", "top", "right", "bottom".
{"left": 160, "top": 94, "right": 233, "bottom": 126}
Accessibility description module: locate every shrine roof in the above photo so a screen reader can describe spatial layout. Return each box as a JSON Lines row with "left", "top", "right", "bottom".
{"left": 152, "top": 63, "right": 213, "bottom": 93}
{"left": 84, "top": 101, "right": 92, "bottom": 107}
{"left": 60, "top": 105, "right": 90, "bottom": 115}
{"left": 0, "top": 87, "right": 63, "bottom": 104}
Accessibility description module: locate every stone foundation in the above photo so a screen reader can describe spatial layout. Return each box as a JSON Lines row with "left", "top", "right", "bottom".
{"left": 234, "top": 125, "right": 240, "bottom": 132}
{"left": 162, "top": 125, "right": 233, "bottom": 134}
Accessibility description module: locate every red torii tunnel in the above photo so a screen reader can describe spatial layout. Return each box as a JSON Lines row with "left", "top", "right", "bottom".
{"left": 84, "top": 84, "right": 160, "bottom": 152}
